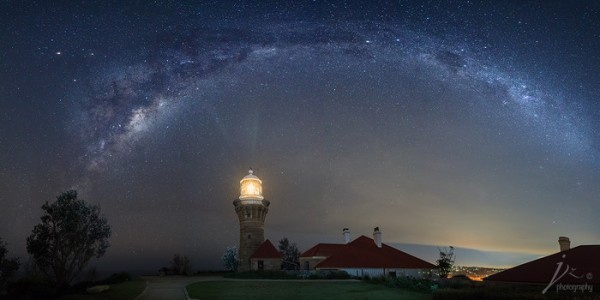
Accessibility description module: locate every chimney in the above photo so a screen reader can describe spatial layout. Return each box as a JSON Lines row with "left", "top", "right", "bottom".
{"left": 373, "top": 227, "right": 382, "bottom": 248}
{"left": 558, "top": 236, "right": 570, "bottom": 252}
{"left": 343, "top": 228, "right": 350, "bottom": 244}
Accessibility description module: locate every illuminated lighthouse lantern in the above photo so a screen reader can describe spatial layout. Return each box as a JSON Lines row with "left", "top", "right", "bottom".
{"left": 233, "top": 169, "right": 270, "bottom": 271}
{"left": 239, "top": 169, "right": 264, "bottom": 202}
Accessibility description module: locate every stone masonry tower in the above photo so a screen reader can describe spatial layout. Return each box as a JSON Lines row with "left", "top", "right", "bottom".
{"left": 233, "top": 169, "right": 270, "bottom": 271}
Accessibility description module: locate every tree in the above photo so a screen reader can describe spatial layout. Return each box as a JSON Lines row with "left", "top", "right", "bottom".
{"left": 278, "top": 237, "right": 300, "bottom": 270}
{"left": 26, "top": 190, "right": 111, "bottom": 287}
{"left": 436, "top": 246, "right": 455, "bottom": 278}
{"left": 170, "top": 254, "right": 191, "bottom": 275}
{"left": 221, "top": 246, "right": 239, "bottom": 271}
{"left": 0, "top": 238, "right": 20, "bottom": 292}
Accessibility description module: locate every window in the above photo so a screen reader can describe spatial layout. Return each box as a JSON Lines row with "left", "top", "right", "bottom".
{"left": 258, "top": 260, "right": 264, "bottom": 270}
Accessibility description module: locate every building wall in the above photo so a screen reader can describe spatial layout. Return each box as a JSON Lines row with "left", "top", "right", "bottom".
{"left": 299, "top": 257, "right": 327, "bottom": 270}
{"left": 250, "top": 258, "right": 281, "bottom": 271}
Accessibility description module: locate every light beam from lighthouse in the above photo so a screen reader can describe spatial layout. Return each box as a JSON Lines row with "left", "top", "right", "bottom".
{"left": 233, "top": 169, "right": 270, "bottom": 271}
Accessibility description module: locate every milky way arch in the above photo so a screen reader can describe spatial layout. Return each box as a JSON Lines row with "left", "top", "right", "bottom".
{"left": 71, "top": 21, "right": 595, "bottom": 180}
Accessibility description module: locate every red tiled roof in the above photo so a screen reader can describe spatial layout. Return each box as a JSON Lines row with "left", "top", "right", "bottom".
{"left": 250, "top": 239, "right": 282, "bottom": 259}
{"left": 300, "top": 243, "right": 345, "bottom": 257}
{"left": 485, "top": 245, "right": 600, "bottom": 284}
{"left": 302, "top": 235, "right": 435, "bottom": 269}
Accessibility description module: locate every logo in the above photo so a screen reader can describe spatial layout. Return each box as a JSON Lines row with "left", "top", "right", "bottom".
{"left": 542, "top": 254, "right": 593, "bottom": 294}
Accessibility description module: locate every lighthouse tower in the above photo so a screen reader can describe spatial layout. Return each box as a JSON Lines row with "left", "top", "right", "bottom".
{"left": 233, "top": 169, "right": 270, "bottom": 271}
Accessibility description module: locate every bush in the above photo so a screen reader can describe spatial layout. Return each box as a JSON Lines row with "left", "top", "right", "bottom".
{"left": 6, "top": 276, "right": 55, "bottom": 299}
{"left": 393, "top": 277, "right": 434, "bottom": 292}
{"left": 364, "top": 275, "right": 435, "bottom": 293}
{"left": 99, "top": 272, "right": 132, "bottom": 284}
{"left": 432, "top": 284, "right": 600, "bottom": 300}
{"left": 71, "top": 280, "right": 95, "bottom": 291}
{"left": 364, "top": 275, "right": 386, "bottom": 284}
{"left": 438, "top": 276, "right": 475, "bottom": 289}
{"left": 307, "top": 270, "right": 351, "bottom": 279}
{"left": 223, "top": 271, "right": 296, "bottom": 279}
{"left": 224, "top": 270, "right": 352, "bottom": 280}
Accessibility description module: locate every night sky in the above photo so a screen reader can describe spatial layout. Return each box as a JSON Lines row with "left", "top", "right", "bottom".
{"left": 1, "top": 1, "right": 599, "bottom": 271}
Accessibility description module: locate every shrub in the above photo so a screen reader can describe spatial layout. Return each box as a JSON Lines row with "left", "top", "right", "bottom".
{"left": 431, "top": 284, "right": 599, "bottom": 300}
{"left": 393, "top": 277, "right": 435, "bottom": 292}
{"left": 364, "top": 275, "right": 386, "bottom": 284}
{"left": 307, "top": 270, "right": 351, "bottom": 279}
{"left": 438, "top": 276, "right": 474, "bottom": 289}
{"left": 7, "top": 276, "right": 55, "bottom": 299}
{"left": 71, "top": 280, "right": 95, "bottom": 291}
{"left": 223, "top": 271, "right": 296, "bottom": 279}
{"left": 363, "top": 275, "right": 435, "bottom": 293}
{"left": 99, "top": 272, "right": 132, "bottom": 284}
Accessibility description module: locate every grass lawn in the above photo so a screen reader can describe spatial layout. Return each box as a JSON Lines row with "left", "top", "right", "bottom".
{"left": 58, "top": 278, "right": 146, "bottom": 300}
{"left": 187, "top": 280, "right": 431, "bottom": 300}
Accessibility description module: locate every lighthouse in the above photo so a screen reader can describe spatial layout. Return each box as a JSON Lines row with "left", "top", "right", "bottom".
{"left": 233, "top": 169, "right": 270, "bottom": 271}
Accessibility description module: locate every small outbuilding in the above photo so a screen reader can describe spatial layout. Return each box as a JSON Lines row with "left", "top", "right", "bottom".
{"left": 250, "top": 239, "right": 282, "bottom": 271}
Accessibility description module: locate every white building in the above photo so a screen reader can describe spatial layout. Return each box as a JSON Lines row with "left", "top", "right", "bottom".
{"left": 300, "top": 227, "right": 435, "bottom": 278}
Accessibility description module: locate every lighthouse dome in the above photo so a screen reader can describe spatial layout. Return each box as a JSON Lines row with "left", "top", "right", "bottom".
{"left": 239, "top": 169, "right": 264, "bottom": 202}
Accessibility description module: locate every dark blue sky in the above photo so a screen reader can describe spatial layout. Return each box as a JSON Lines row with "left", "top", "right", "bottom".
{"left": 0, "top": 1, "right": 599, "bottom": 270}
